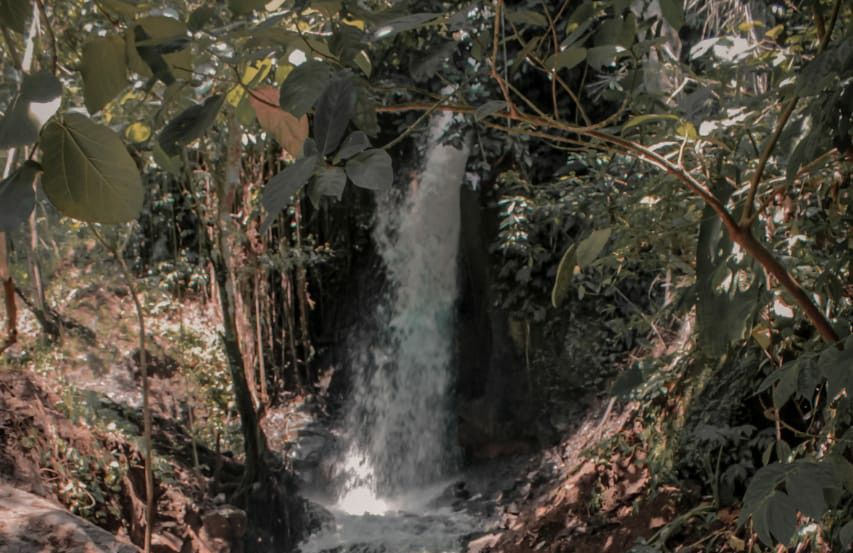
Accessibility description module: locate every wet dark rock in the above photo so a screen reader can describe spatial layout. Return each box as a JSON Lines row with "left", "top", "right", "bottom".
{"left": 304, "top": 500, "right": 335, "bottom": 533}
{"left": 202, "top": 505, "right": 248, "bottom": 540}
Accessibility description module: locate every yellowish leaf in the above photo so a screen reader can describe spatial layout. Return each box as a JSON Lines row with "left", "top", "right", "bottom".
{"left": 766, "top": 24, "right": 784, "bottom": 40}
{"left": 676, "top": 121, "right": 698, "bottom": 140}
{"left": 227, "top": 58, "right": 273, "bottom": 107}
{"left": 343, "top": 18, "right": 365, "bottom": 30}
{"left": 124, "top": 122, "right": 152, "bottom": 143}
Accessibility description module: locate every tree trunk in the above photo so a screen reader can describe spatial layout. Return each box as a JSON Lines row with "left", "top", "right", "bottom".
{"left": 214, "top": 117, "right": 268, "bottom": 494}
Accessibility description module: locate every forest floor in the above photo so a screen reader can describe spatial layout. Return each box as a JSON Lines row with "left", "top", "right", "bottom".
{"left": 473, "top": 401, "right": 738, "bottom": 553}
{"left": 0, "top": 259, "right": 256, "bottom": 552}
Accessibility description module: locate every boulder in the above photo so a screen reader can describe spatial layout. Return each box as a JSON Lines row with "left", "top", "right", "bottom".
{"left": 202, "top": 505, "right": 248, "bottom": 540}
{"left": 0, "top": 483, "right": 140, "bottom": 553}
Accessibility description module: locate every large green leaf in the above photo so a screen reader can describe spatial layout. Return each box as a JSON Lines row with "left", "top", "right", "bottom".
{"left": 307, "top": 165, "right": 347, "bottom": 207}
{"left": 506, "top": 10, "right": 547, "bottom": 27}
{"left": 40, "top": 113, "right": 143, "bottom": 224}
{"left": 228, "top": 0, "right": 267, "bottom": 14}
{"left": 96, "top": 0, "right": 140, "bottom": 17}
{"left": 0, "top": 161, "right": 39, "bottom": 232}
{"left": 817, "top": 335, "right": 853, "bottom": 400}
{"left": 544, "top": 47, "right": 587, "bottom": 71}
{"left": 586, "top": 45, "right": 627, "bottom": 69}
{"left": 126, "top": 16, "right": 192, "bottom": 84}
{"left": 314, "top": 75, "right": 356, "bottom": 155}
{"left": 0, "top": 0, "right": 29, "bottom": 34}
{"left": 279, "top": 61, "right": 332, "bottom": 118}
{"left": 159, "top": 95, "right": 224, "bottom": 156}
{"left": 260, "top": 154, "right": 319, "bottom": 232}
{"left": 334, "top": 131, "right": 371, "bottom": 161}
{"left": 576, "top": 228, "right": 611, "bottom": 268}
{"left": 81, "top": 35, "right": 128, "bottom": 114}
{"left": 551, "top": 243, "right": 577, "bottom": 308}
{"left": 0, "top": 71, "right": 62, "bottom": 149}
{"left": 695, "top": 186, "right": 762, "bottom": 355}
{"left": 373, "top": 13, "right": 441, "bottom": 39}
{"left": 352, "top": 82, "right": 379, "bottom": 137}
{"left": 658, "top": 0, "right": 684, "bottom": 29}
{"left": 840, "top": 520, "right": 853, "bottom": 549}
{"left": 741, "top": 460, "right": 841, "bottom": 546}
{"left": 345, "top": 148, "right": 392, "bottom": 190}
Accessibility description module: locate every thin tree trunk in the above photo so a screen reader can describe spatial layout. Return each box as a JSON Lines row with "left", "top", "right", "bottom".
{"left": 293, "top": 202, "right": 313, "bottom": 385}
{"left": 1, "top": 155, "right": 17, "bottom": 353}
{"left": 88, "top": 225, "right": 153, "bottom": 553}
{"left": 255, "top": 274, "right": 268, "bottom": 404}
{"left": 215, "top": 117, "right": 267, "bottom": 494}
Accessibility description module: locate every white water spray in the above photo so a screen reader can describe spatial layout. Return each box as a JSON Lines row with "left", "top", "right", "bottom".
{"left": 299, "top": 114, "right": 474, "bottom": 552}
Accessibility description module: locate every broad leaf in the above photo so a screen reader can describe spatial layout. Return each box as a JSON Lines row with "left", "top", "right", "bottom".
{"left": 373, "top": 13, "right": 441, "bottom": 39}
{"left": 576, "top": 228, "right": 611, "bottom": 268}
{"left": 97, "top": 0, "right": 140, "bottom": 17}
{"left": 352, "top": 83, "right": 379, "bottom": 137}
{"left": 0, "top": 0, "right": 29, "bottom": 34}
{"left": 817, "top": 336, "right": 853, "bottom": 400}
{"left": 551, "top": 243, "right": 577, "bottom": 308}
{"left": 841, "top": 520, "right": 853, "bottom": 549}
{"left": 81, "top": 35, "right": 128, "bottom": 114}
{"left": 474, "top": 100, "right": 506, "bottom": 121}
{"left": 229, "top": 0, "right": 267, "bottom": 14}
{"left": 658, "top": 0, "right": 684, "bottom": 29}
{"left": 188, "top": 5, "right": 216, "bottom": 31}
{"left": 544, "top": 47, "right": 587, "bottom": 71}
{"left": 159, "top": 95, "right": 224, "bottom": 156}
{"left": 0, "top": 161, "right": 39, "bottom": 232}
{"left": 279, "top": 61, "right": 332, "bottom": 117}
{"left": 0, "top": 71, "right": 62, "bottom": 149}
{"left": 127, "top": 16, "right": 192, "bottom": 84}
{"left": 40, "top": 113, "right": 143, "bottom": 224}
{"left": 261, "top": 155, "right": 319, "bottom": 232}
{"left": 314, "top": 75, "right": 356, "bottom": 155}
{"left": 312, "top": 166, "right": 347, "bottom": 200}
{"left": 506, "top": 10, "right": 546, "bottom": 27}
{"left": 586, "top": 45, "right": 627, "bottom": 70}
{"left": 249, "top": 85, "right": 309, "bottom": 158}
{"left": 695, "top": 186, "right": 761, "bottom": 355}
{"left": 345, "top": 148, "right": 392, "bottom": 190}
{"left": 335, "top": 131, "right": 370, "bottom": 161}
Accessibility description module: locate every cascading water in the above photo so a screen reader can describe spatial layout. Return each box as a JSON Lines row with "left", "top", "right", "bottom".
{"left": 299, "top": 114, "right": 477, "bottom": 552}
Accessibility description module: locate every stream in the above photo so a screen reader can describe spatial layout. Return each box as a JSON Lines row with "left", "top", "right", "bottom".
{"left": 296, "top": 113, "right": 485, "bottom": 552}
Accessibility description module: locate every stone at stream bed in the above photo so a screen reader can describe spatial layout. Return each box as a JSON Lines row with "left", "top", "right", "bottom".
{"left": 466, "top": 533, "right": 500, "bottom": 553}
{"left": 0, "top": 483, "right": 140, "bottom": 553}
{"left": 202, "top": 505, "right": 248, "bottom": 540}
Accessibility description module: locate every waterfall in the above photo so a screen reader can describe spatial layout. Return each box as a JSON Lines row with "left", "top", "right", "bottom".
{"left": 336, "top": 112, "right": 471, "bottom": 512}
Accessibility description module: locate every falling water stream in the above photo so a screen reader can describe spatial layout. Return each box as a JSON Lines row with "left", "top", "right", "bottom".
{"left": 299, "top": 114, "right": 477, "bottom": 552}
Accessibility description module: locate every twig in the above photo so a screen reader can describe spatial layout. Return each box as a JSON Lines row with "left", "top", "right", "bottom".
{"left": 1, "top": 26, "right": 21, "bottom": 70}
{"left": 88, "top": 223, "right": 154, "bottom": 553}
{"left": 34, "top": 0, "right": 57, "bottom": 74}
{"left": 381, "top": 96, "right": 450, "bottom": 150}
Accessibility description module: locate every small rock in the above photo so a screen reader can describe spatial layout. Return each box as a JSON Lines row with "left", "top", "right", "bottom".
{"left": 202, "top": 505, "right": 248, "bottom": 540}
{"left": 467, "top": 533, "right": 500, "bottom": 553}
{"left": 151, "top": 531, "right": 183, "bottom": 553}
